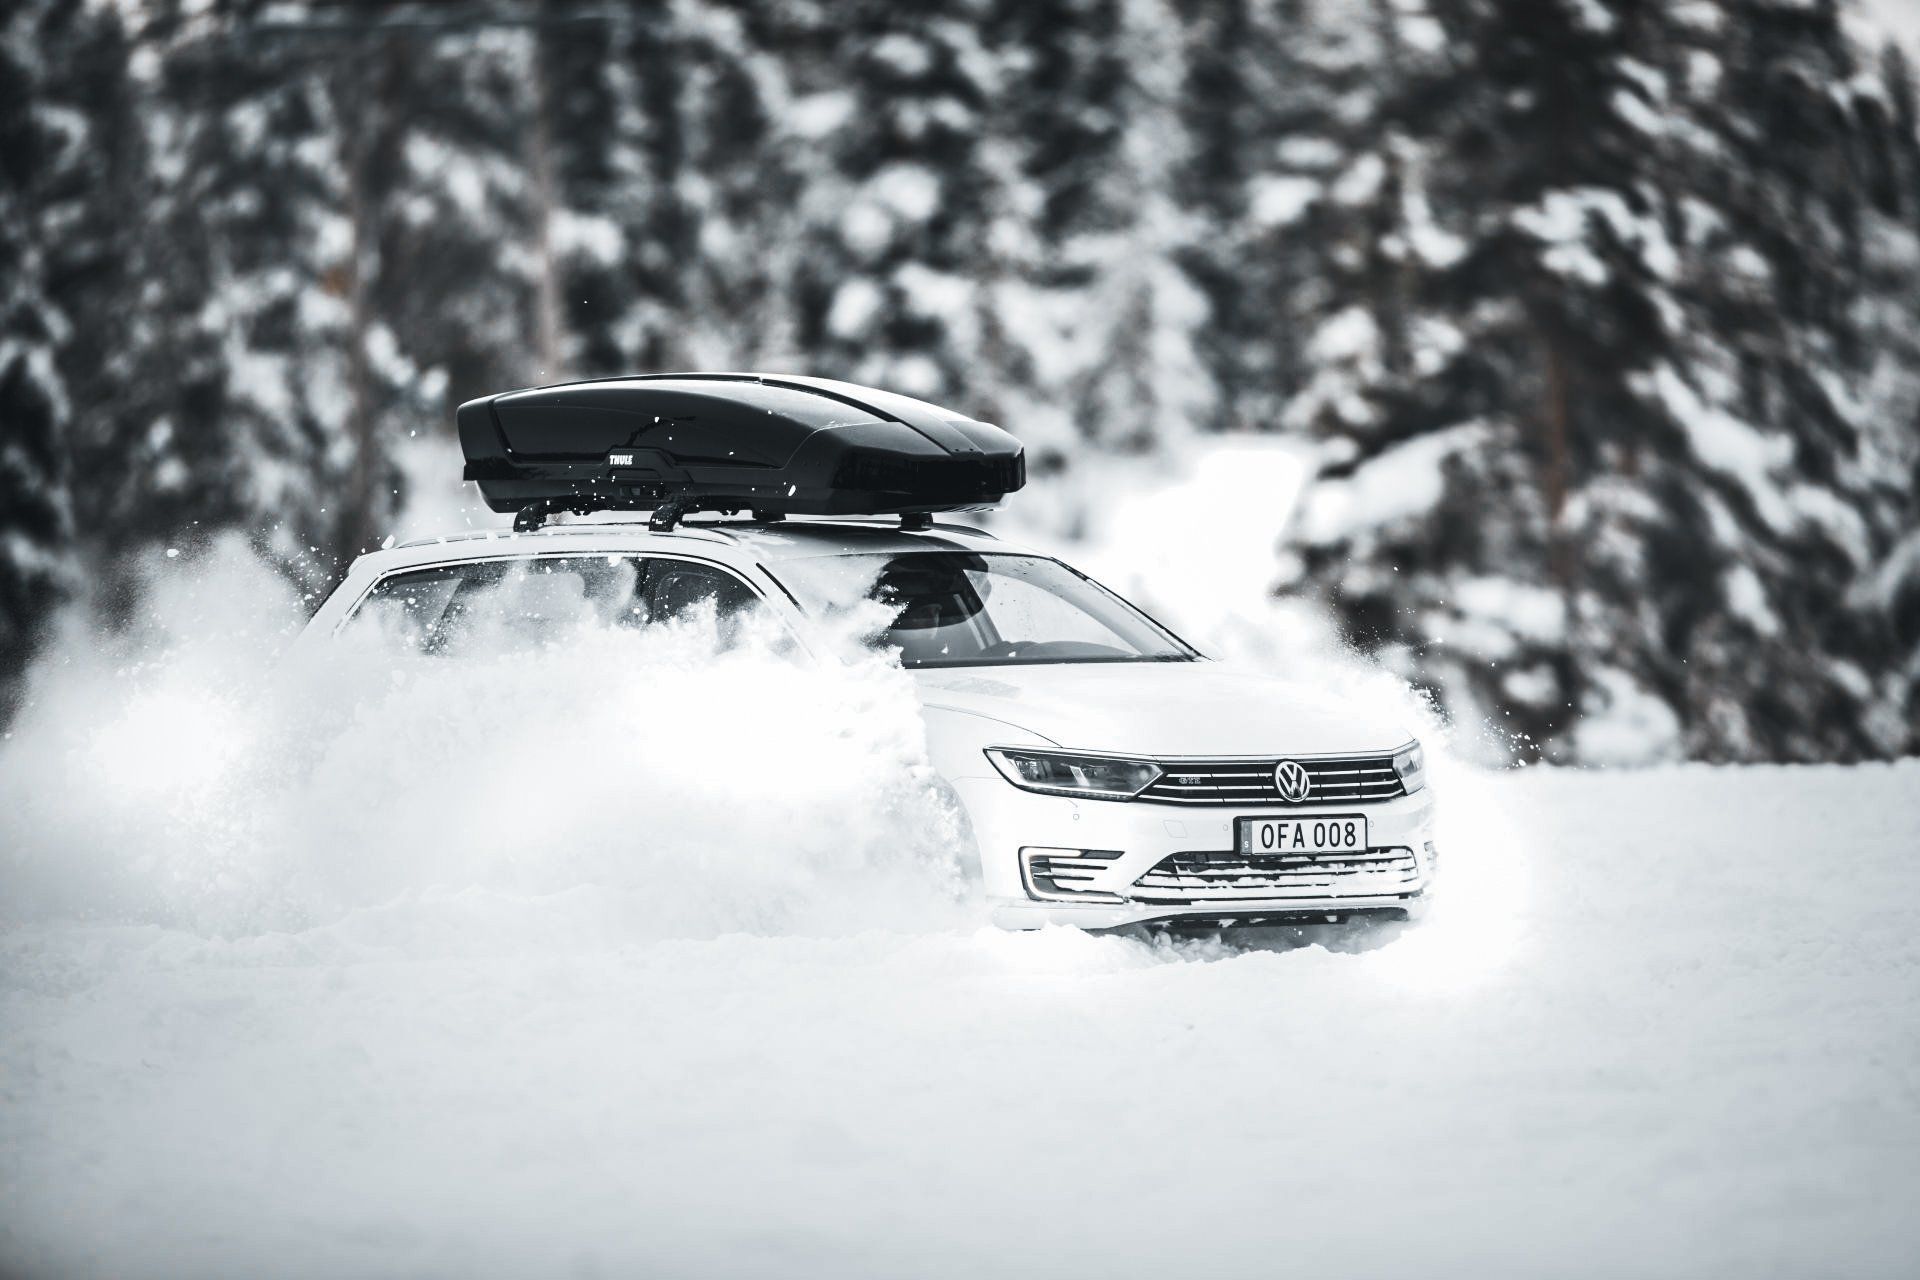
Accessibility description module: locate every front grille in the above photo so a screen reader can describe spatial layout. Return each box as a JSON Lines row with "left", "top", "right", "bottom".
{"left": 1137, "top": 755, "right": 1405, "bottom": 806}
{"left": 1130, "top": 848, "right": 1421, "bottom": 904}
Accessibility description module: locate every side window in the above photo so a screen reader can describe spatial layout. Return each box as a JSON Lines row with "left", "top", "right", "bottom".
{"left": 642, "top": 560, "right": 756, "bottom": 622}
{"left": 346, "top": 555, "right": 772, "bottom": 654}
{"left": 870, "top": 558, "right": 996, "bottom": 665}
{"left": 348, "top": 564, "right": 471, "bottom": 653}
{"left": 640, "top": 558, "right": 767, "bottom": 649}
{"left": 348, "top": 556, "right": 645, "bottom": 654}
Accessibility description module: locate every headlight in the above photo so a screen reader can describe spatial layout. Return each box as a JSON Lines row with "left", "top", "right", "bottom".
{"left": 1392, "top": 743, "right": 1427, "bottom": 795}
{"left": 986, "top": 749, "right": 1162, "bottom": 800}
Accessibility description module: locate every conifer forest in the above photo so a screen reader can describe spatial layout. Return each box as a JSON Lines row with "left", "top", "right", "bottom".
{"left": 4, "top": 0, "right": 1919, "bottom": 762}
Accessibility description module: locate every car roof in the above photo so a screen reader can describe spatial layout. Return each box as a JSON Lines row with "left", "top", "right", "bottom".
{"left": 357, "top": 518, "right": 1037, "bottom": 577}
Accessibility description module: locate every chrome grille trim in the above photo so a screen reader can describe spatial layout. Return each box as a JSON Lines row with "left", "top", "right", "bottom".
{"left": 1137, "top": 755, "right": 1406, "bottom": 806}
{"left": 1129, "top": 847, "right": 1421, "bottom": 904}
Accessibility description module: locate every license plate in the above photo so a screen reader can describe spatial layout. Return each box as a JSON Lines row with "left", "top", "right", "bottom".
{"left": 1238, "top": 814, "right": 1369, "bottom": 856}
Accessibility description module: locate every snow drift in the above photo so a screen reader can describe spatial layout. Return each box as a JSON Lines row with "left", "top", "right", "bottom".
{"left": 0, "top": 541, "right": 968, "bottom": 942}
{"left": 3, "top": 759, "right": 1914, "bottom": 1280}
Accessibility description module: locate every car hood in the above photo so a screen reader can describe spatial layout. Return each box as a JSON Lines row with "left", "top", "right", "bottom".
{"left": 910, "top": 660, "right": 1412, "bottom": 757}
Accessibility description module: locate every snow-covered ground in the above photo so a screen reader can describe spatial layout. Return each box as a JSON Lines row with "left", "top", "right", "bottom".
{"left": 4, "top": 750, "right": 1917, "bottom": 1276}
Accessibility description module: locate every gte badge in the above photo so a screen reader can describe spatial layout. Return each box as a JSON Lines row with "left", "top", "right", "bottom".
{"left": 607, "top": 452, "right": 636, "bottom": 467}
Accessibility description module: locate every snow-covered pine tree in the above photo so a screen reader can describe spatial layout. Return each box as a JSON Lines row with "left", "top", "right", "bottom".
{"left": 51, "top": 1, "right": 422, "bottom": 597}
{"left": 547, "top": 0, "right": 702, "bottom": 375}
{"left": 1166, "top": 0, "right": 1262, "bottom": 434}
{"left": 1282, "top": 0, "right": 1665, "bottom": 759}
{"left": 533, "top": 4, "right": 637, "bottom": 377}
{"left": 18, "top": 0, "right": 184, "bottom": 630}
{"left": 1168, "top": 0, "right": 1357, "bottom": 435}
{"left": 520, "top": 0, "right": 803, "bottom": 378}
{"left": 0, "top": 0, "right": 80, "bottom": 713}
{"left": 1671, "top": 0, "right": 1919, "bottom": 757}
{"left": 629, "top": 0, "right": 800, "bottom": 370}
{"left": 1853, "top": 41, "right": 1920, "bottom": 749}
{"left": 167, "top": 7, "right": 399, "bottom": 588}
{"left": 979, "top": 0, "right": 1208, "bottom": 472}
{"left": 364, "top": 14, "right": 542, "bottom": 416}
{"left": 1283, "top": 0, "right": 1913, "bottom": 762}
{"left": 785, "top": 0, "right": 1005, "bottom": 407}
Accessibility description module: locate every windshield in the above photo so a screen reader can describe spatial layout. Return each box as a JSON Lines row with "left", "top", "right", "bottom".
{"left": 770, "top": 552, "right": 1198, "bottom": 668}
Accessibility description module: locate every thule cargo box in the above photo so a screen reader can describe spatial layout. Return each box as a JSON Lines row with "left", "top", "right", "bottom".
{"left": 458, "top": 373, "right": 1025, "bottom": 529}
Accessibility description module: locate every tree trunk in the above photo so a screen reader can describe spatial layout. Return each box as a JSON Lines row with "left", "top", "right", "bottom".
{"left": 1539, "top": 329, "right": 1574, "bottom": 589}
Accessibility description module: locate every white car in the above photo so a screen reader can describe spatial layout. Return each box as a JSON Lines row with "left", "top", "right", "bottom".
{"left": 295, "top": 517, "right": 1438, "bottom": 931}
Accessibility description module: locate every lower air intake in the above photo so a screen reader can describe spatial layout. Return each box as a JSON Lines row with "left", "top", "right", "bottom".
{"left": 1129, "top": 848, "right": 1421, "bottom": 904}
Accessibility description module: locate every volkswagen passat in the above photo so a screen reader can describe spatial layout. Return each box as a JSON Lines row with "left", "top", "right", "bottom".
{"left": 296, "top": 518, "right": 1437, "bottom": 930}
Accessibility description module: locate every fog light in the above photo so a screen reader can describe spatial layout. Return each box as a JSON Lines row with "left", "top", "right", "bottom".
{"left": 1020, "top": 847, "right": 1126, "bottom": 903}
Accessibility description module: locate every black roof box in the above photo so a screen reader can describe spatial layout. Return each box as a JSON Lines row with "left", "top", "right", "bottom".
{"left": 457, "top": 373, "right": 1025, "bottom": 530}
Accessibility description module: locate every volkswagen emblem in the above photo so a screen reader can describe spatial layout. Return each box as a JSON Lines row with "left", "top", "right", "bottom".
{"left": 1274, "top": 759, "right": 1312, "bottom": 803}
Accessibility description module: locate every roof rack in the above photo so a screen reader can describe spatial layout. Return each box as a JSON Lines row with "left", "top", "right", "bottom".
{"left": 457, "top": 373, "right": 1025, "bottom": 532}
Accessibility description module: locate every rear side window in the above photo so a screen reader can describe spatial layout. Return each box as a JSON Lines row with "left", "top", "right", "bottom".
{"left": 346, "top": 556, "right": 766, "bottom": 654}
{"left": 640, "top": 560, "right": 758, "bottom": 628}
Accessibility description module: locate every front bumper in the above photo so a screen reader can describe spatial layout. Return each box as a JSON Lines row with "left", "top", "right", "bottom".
{"left": 951, "top": 775, "right": 1439, "bottom": 931}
